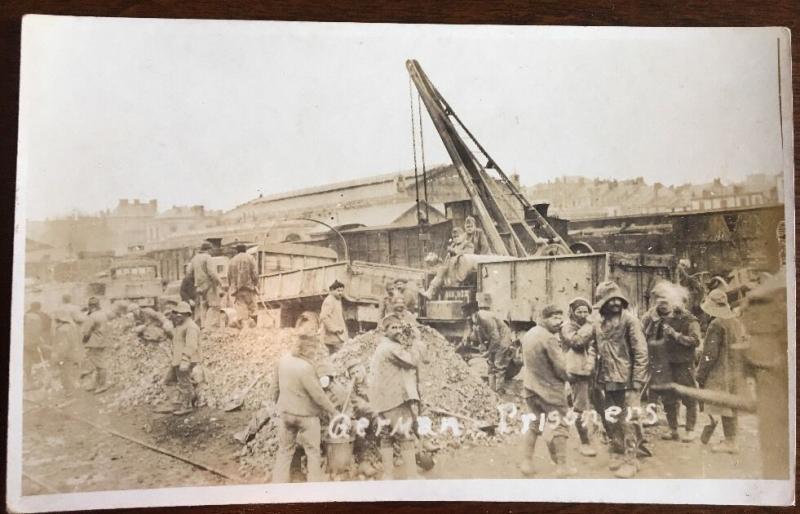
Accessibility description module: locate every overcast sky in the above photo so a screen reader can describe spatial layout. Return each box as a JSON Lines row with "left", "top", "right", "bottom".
{"left": 19, "top": 18, "right": 786, "bottom": 220}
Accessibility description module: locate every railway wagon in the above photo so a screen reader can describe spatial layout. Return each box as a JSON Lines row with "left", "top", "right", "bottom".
{"left": 259, "top": 261, "right": 426, "bottom": 334}
{"left": 422, "top": 252, "right": 675, "bottom": 340}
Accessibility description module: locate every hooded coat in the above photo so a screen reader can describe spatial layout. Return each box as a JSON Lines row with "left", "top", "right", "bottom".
{"left": 593, "top": 282, "right": 649, "bottom": 390}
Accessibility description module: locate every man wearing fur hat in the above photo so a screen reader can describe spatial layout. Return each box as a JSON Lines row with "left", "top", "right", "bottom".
{"left": 519, "top": 304, "right": 575, "bottom": 478}
{"left": 270, "top": 331, "right": 338, "bottom": 483}
{"left": 642, "top": 281, "right": 701, "bottom": 443}
{"left": 560, "top": 297, "right": 598, "bottom": 457}
{"left": 319, "top": 280, "right": 347, "bottom": 354}
{"left": 368, "top": 313, "right": 423, "bottom": 480}
{"left": 594, "top": 281, "right": 648, "bottom": 479}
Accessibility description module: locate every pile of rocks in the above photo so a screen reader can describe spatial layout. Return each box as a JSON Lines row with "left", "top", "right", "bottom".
{"left": 236, "top": 325, "right": 505, "bottom": 479}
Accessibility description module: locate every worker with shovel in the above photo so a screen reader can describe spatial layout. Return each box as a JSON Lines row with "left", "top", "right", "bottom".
{"left": 368, "top": 313, "right": 424, "bottom": 480}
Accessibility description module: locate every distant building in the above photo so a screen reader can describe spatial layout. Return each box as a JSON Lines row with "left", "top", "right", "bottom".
{"left": 145, "top": 205, "right": 222, "bottom": 244}
{"left": 527, "top": 173, "right": 781, "bottom": 220}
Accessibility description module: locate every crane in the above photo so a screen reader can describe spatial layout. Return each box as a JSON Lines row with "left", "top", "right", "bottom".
{"left": 406, "top": 59, "right": 571, "bottom": 257}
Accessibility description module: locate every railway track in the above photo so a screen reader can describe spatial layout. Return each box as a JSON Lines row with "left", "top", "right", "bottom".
{"left": 22, "top": 397, "right": 244, "bottom": 493}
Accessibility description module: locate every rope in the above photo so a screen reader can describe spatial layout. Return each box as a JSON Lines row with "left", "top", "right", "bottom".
{"left": 418, "top": 92, "right": 430, "bottom": 222}
{"left": 409, "top": 76, "right": 422, "bottom": 224}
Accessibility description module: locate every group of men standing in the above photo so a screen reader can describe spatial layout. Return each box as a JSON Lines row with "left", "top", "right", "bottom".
{"left": 24, "top": 294, "right": 113, "bottom": 397}
{"left": 515, "top": 272, "right": 779, "bottom": 479}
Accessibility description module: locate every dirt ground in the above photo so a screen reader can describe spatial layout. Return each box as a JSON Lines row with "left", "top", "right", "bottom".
{"left": 20, "top": 382, "right": 763, "bottom": 495}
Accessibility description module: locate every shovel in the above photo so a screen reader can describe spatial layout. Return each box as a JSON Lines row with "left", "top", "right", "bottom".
{"left": 223, "top": 372, "right": 266, "bottom": 412}
{"left": 425, "top": 404, "right": 497, "bottom": 435}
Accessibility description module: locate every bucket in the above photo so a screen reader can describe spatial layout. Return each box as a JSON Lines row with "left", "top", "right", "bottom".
{"left": 325, "top": 436, "right": 355, "bottom": 474}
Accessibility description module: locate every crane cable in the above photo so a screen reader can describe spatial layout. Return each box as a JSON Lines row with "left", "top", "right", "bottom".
{"left": 409, "top": 76, "right": 422, "bottom": 225}
{"left": 417, "top": 92, "right": 430, "bottom": 222}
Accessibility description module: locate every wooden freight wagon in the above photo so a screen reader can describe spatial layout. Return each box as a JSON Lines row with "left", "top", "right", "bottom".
{"left": 259, "top": 261, "right": 425, "bottom": 334}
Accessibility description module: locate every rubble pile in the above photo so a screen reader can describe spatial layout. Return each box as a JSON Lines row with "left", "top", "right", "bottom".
{"left": 331, "top": 325, "right": 501, "bottom": 423}
{"left": 236, "top": 325, "right": 504, "bottom": 479}
{"left": 105, "top": 325, "right": 172, "bottom": 409}
{"left": 104, "top": 324, "right": 299, "bottom": 410}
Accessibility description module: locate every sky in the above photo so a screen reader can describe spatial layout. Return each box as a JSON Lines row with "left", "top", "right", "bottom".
{"left": 18, "top": 18, "right": 787, "bottom": 220}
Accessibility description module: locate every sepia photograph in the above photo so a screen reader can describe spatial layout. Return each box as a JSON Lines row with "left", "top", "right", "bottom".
{"left": 7, "top": 17, "right": 796, "bottom": 511}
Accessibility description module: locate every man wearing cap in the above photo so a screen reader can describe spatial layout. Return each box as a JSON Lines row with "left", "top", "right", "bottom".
{"left": 187, "top": 241, "right": 222, "bottom": 329}
{"left": 393, "top": 278, "right": 418, "bottom": 317}
{"left": 227, "top": 243, "right": 260, "bottom": 329}
{"left": 593, "top": 281, "right": 648, "bottom": 479}
{"left": 468, "top": 293, "right": 513, "bottom": 393}
{"left": 270, "top": 332, "right": 338, "bottom": 483}
{"left": 369, "top": 314, "right": 423, "bottom": 480}
{"left": 319, "top": 280, "right": 347, "bottom": 354}
{"left": 170, "top": 301, "right": 202, "bottom": 415}
{"left": 560, "top": 297, "right": 598, "bottom": 457}
{"left": 642, "top": 281, "right": 701, "bottom": 443}
{"left": 52, "top": 310, "right": 84, "bottom": 397}
{"left": 82, "top": 297, "right": 112, "bottom": 394}
{"left": 519, "top": 304, "right": 574, "bottom": 478}
{"left": 464, "top": 216, "right": 491, "bottom": 255}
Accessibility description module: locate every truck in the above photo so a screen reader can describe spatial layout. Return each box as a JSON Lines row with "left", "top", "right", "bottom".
{"left": 105, "top": 258, "right": 163, "bottom": 308}
{"left": 259, "top": 260, "right": 426, "bottom": 335}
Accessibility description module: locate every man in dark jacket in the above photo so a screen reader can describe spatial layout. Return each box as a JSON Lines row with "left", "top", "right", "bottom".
{"left": 642, "top": 281, "right": 701, "bottom": 442}
{"left": 270, "top": 332, "right": 338, "bottom": 483}
{"left": 519, "top": 304, "right": 574, "bottom": 478}
{"left": 594, "top": 281, "right": 649, "bottom": 479}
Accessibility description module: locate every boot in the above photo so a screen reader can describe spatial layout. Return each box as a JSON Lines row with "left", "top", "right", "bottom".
{"left": 93, "top": 370, "right": 112, "bottom": 394}
{"left": 494, "top": 373, "right": 506, "bottom": 394}
{"left": 614, "top": 460, "right": 639, "bottom": 479}
{"left": 711, "top": 439, "right": 739, "bottom": 454}
{"left": 680, "top": 429, "right": 697, "bottom": 443}
{"left": 380, "top": 446, "right": 395, "bottom": 480}
{"left": 546, "top": 439, "right": 558, "bottom": 464}
{"left": 552, "top": 436, "right": 577, "bottom": 478}
{"left": 400, "top": 442, "right": 421, "bottom": 480}
{"left": 608, "top": 452, "right": 623, "bottom": 471}
{"left": 660, "top": 428, "right": 679, "bottom": 441}
{"left": 519, "top": 431, "right": 538, "bottom": 476}
{"left": 575, "top": 418, "right": 596, "bottom": 457}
